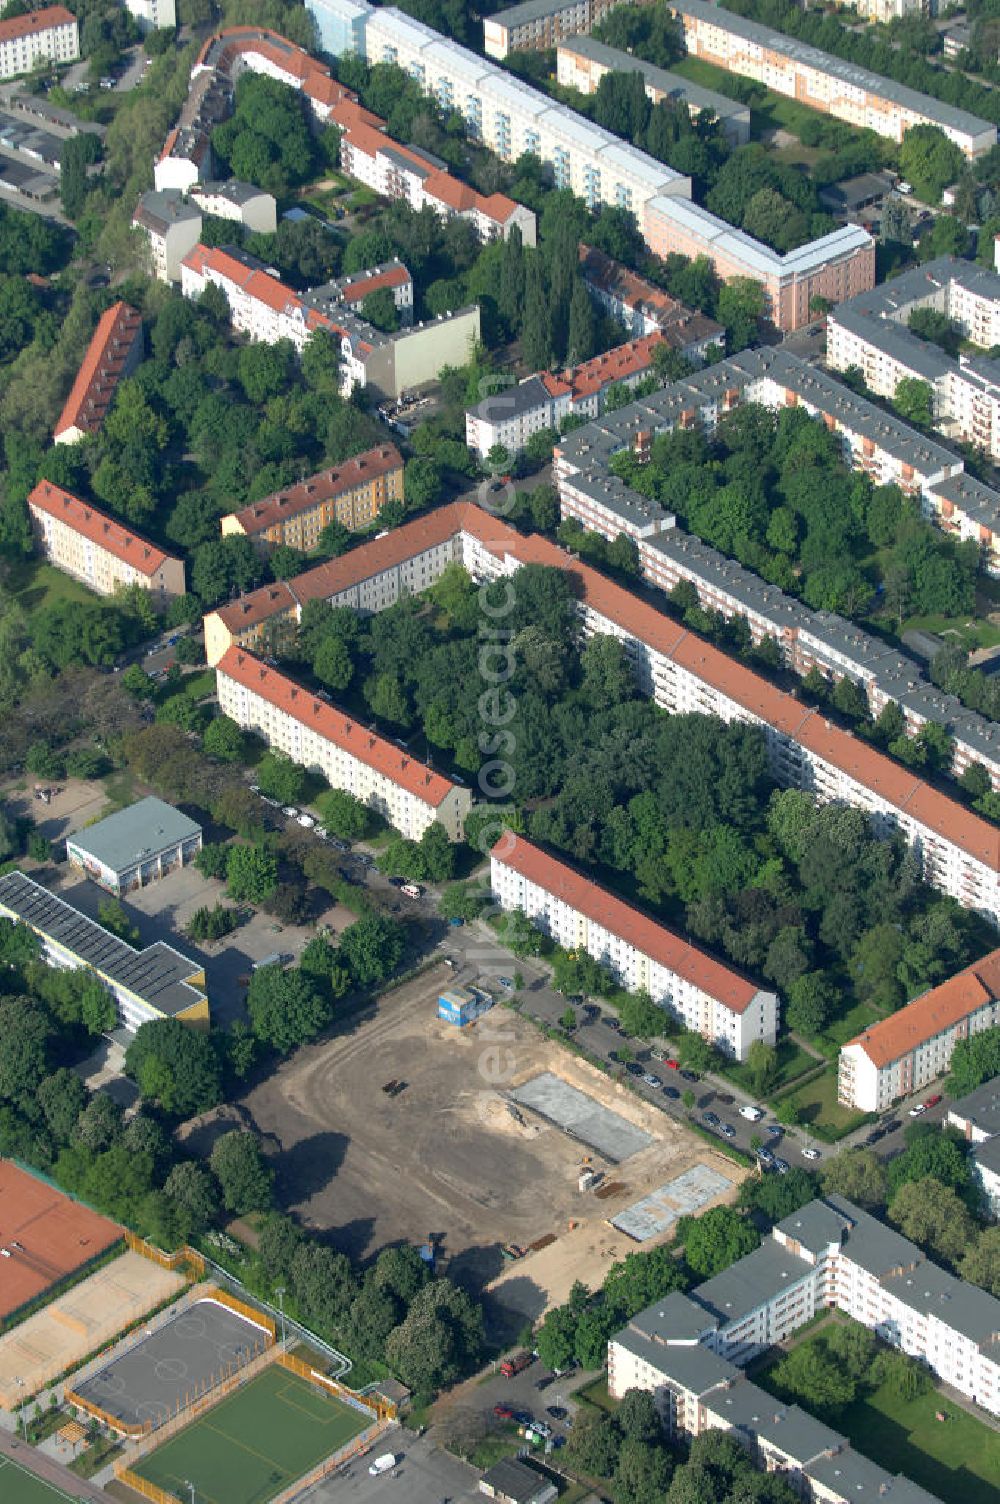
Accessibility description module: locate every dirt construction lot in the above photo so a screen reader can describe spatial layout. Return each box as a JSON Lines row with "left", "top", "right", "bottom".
{"left": 240, "top": 964, "right": 744, "bottom": 1325}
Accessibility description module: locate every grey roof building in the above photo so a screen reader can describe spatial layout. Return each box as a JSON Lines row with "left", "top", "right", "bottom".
{"left": 66, "top": 796, "right": 202, "bottom": 896}
{"left": 0, "top": 869, "right": 209, "bottom": 1032}
{"left": 948, "top": 1075, "right": 1000, "bottom": 1141}
{"left": 479, "top": 1457, "right": 557, "bottom": 1504}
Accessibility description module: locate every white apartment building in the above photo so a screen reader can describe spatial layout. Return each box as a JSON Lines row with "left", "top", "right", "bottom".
{"left": 0, "top": 7, "right": 78, "bottom": 81}
{"left": 837, "top": 949, "right": 1000, "bottom": 1111}
{"left": 611, "top": 1194, "right": 1000, "bottom": 1484}
{"left": 189, "top": 180, "right": 277, "bottom": 234}
{"left": 465, "top": 335, "right": 663, "bottom": 460}
{"left": 180, "top": 243, "right": 480, "bottom": 398}
{"left": 125, "top": 0, "right": 176, "bottom": 34}
{"left": 973, "top": 1138, "right": 1000, "bottom": 1217}
{"left": 828, "top": 258, "right": 1000, "bottom": 482}
{"left": 203, "top": 494, "right": 1000, "bottom": 929}
{"left": 482, "top": 0, "right": 628, "bottom": 60}
{"left": 27, "top": 481, "right": 186, "bottom": 605}
{"left": 490, "top": 832, "right": 778, "bottom": 1058}
{"left": 671, "top": 0, "right": 996, "bottom": 157}
{"left": 331, "top": 95, "right": 537, "bottom": 246}
{"left": 216, "top": 646, "right": 471, "bottom": 841}
{"left": 133, "top": 189, "right": 203, "bottom": 282}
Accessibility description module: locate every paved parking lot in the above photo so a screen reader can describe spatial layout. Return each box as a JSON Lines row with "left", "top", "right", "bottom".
{"left": 303, "top": 1432, "right": 478, "bottom": 1503}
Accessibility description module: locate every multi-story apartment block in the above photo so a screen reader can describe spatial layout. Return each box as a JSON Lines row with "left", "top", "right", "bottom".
{"left": 180, "top": 244, "right": 480, "bottom": 398}
{"left": 132, "top": 189, "right": 203, "bottom": 282}
{"left": 331, "top": 95, "right": 537, "bottom": 246}
{"left": 220, "top": 443, "right": 404, "bottom": 551}
{"left": 310, "top": 0, "right": 876, "bottom": 330}
{"left": 670, "top": 0, "right": 996, "bottom": 157}
{"left": 306, "top": 260, "right": 414, "bottom": 325}
{"left": 838, "top": 950, "right": 1000, "bottom": 1110}
{"left": 216, "top": 647, "right": 471, "bottom": 840}
{"left": 125, "top": 0, "right": 176, "bottom": 34}
{"left": 490, "top": 833, "right": 778, "bottom": 1058}
{"left": 847, "top": 0, "right": 926, "bottom": 19}
{"left": 557, "top": 34, "right": 751, "bottom": 145}
{"left": 189, "top": 179, "right": 277, "bottom": 233}
{"left": 0, "top": 870, "right": 209, "bottom": 1032}
{"left": 0, "top": 7, "right": 78, "bottom": 81}
{"left": 53, "top": 302, "right": 143, "bottom": 445}
{"left": 465, "top": 335, "right": 665, "bottom": 459}
{"left": 28, "top": 481, "right": 185, "bottom": 605}
{"left": 947, "top": 1075, "right": 1000, "bottom": 1143}
{"left": 555, "top": 347, "right": 1000, "bottom": 780}
{"left": 828, "top": 257, "right": 1000, "bottom": 476}
{"left": 482, "top": 0, "right": 636, "bottom": 59}
{"left": 612, "top": 1194, "right": 999, "bottom": 1486}
{"left": 204, "top": 501, "right": 1000, "bottom": 926}
{"left": 578, "top": 244, "right": 725, "bottom": 352}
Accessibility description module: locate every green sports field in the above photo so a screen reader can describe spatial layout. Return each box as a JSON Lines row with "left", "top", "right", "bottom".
{"left": 133, "top": 1364, "right": 371, "bottom": 1504}
{"left": 0, "top": 1454, "right": 82, "bottom": 1502}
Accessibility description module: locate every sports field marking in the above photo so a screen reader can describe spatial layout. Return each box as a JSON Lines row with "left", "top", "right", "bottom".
{"left": 135, "top": 1364, "right": 371, "bottom": 1504}
{"left": 0, "top": 1454, "right": 80, "bottom": 1503}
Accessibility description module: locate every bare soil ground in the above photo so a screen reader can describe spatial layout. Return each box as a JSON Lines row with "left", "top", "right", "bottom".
{"left": 237, "top": 965, "right": 745, "bottom": 1325}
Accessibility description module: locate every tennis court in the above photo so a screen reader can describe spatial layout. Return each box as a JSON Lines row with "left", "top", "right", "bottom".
{"left": 0, "top": 1453, "right": 85, "bottom": 1502}
{"left": 133, "top": 1363, "right": 372, "bottom": 1504}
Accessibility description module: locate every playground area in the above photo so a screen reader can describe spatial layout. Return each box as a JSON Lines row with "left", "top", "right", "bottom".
{"left": 128, "top": 1362, "right": 374, "bottom": 1504}
{"left": 0, "top": 1161, "right": 122, "bottom": 1322}
{"left": 71, "top": 1296, "right": 273, "bottom": 1433}
{"left": 0, "top": 1252, "right": 184, "bottom": 1410}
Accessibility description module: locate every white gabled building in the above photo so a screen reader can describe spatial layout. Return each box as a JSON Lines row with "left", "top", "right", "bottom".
{"left": 490, "top": 832, "right": 778, "bottom": 1059}
{"left": 837, "top": 949, "right": 1000, "bottom": 1111}
{"left": 0, "top": 7, "right": 78, "bottom": 80}
{"left": 216, "top": 646, "right": 471, "bottom": 841}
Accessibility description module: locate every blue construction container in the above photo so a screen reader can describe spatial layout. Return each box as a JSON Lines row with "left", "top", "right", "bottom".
{"left": 438, "top": 987, "right": 494, "bottom": 1026}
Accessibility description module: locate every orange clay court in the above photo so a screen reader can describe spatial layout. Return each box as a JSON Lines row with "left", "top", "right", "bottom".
{"left": 0, "top": 1161, "right": 121, "bottom": 1320}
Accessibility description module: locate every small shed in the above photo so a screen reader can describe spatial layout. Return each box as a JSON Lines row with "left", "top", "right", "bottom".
{"left": 438, "top": 986, "right": 494, "bottom": 1026}
{"left": 479, "top": 1458, "right": 558, "bottom": 1504}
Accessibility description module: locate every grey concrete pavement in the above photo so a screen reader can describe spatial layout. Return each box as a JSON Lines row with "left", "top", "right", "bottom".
{"left": 300, "top": 1431, "right": 479, "bottom": 1503}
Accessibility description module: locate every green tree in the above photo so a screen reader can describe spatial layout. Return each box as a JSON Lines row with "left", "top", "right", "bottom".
{"left": 821, "top": 1147, "right": 888, "bottom": 1209}
{"left": 888, "top": 1176, "right": 977, "bottom": 1263}
{"left": 384, "top": 1278, "right": 484, "bottom": 1390}
{"left": 226, "top": 843, "right": 278, "bottom": 904}
{"left": 209, "top": 1130, "right": 274, "bottom": 1215}
{"left": 893, "top": 376, "right": 934, "bottom": 428}
{"left": 681, "top": 1206, "right": 759, "bottom": 1278}
{"left": 124, "top": 1018, "right": 222, "bottom": 1117}
{"left": 338, "top": 912, "right": 405, "bottom": 986}
{"left": 314, "top": 788, "right": 370, "bottom": 840}
{"left": 361, "top": 287, "right": 399, "bottom": 333}
{"left": 772, "top": 1339, "right": 857, "bottom": 1416}
{"left": 203, "top": 716, "right": 247, "bottom": 763}
{"left": 0, "top": 998, "right": 51, "bottom": 1109}
{"left": 313, "top": 635, "right": 353, "bottom": 693}
{"left": 163, "top": 1161, "right": 219, "bottom": 1235}
{"left": 899, "top": 123, "right": 964, "bottom": 204}
{"left": 256, "top": 751, "right": 306, "bottom": 805}
{"left": 614, "top": 1438, "right": 673, "bottom": 1504}
{"left": 617, "top": 990, "right": 666, "bottom": 1039}
{"left": 786, "top": 972, "right": 835, "bottom": 1036}
{"left": 36, "top": 1068, "right": 86, "bottom": 1145}
{"left": 247, "top": 965, "right": 331, "bottom": 1053}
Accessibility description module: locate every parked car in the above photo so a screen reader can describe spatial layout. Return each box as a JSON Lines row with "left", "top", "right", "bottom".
{"left": 883, "top": 1118, "right": 902, "bottom": 1134}
{"left": 717, "top": 1093, "right": 735, "bottom": 1105}
{"left": 665, "top": 1059, "right": 679, "bottom": 1071}
{"left": 388, "top": 876, "right": 405, "bottom": 887}
{"left": 663, "top": 1085, "right": 680, "bottom": 1099}
{"left": 773, "top": 1158, "right": 789, "bottom": 1174}
{"left": 297, "top": 813, "right": 315, "bottom": 828}
{"left": 493, "top": 1404, "right": 515, "bottom": 1420}
{"left": 642, "top": 1073, "right": 661, "bottom": 1088}
{"left": 908, "top": 1102, "right": 928, "bottom": 1117}
{"left": 801, "top": 1146, "right": 821, "bottom": 1161}
{"left": 650, "top": 1048, "right": 666, "bottom": 1062}
{"left": 720, "top": 1123, "right": 736, "bottom": 1139}
{"left": 499, "top": 977, "right": 514, "bottom": 989}
{"left": 315, "top": 826, "right": 328, "bottom": 840}
{"left": 282, "top": 806, "right": 299, "bottom": 818}
{"left": 626, "top": 1062, "right": 644, "bottom": 1078}
{"left": 702, "top": 1111, "right": 720, "bottom": 1126}
{"left": 448, "top": 916, "right": 465, "bottom": 927}
{"left": 249, "top": 783, "right": 261, "bottom": 793}
{"left": 924, "top": 1094, "right": 942, "bottom": 1109}
{"left": 534, "top": 1375, "right": 554, "bottom": 1392}
{"left": 680, "top": 1070, "right": 698, "bottom": 1082}
{"left": 546, "top": 1405, "right": 567, "bottom": 1420}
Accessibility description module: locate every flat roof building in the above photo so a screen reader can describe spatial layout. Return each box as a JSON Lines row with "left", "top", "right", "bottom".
{"left": 670, "top": 0, "right": 996, "bottom": 157}
{"left": 482, "top": 0, "right": 639, "bottom": 60}
{"left": 947, "top": 1075, "right": 1000, "bottom": 1143}
{"left": 66, "top": 797, "right": 202, "bottom": 897}
{"left": 0, "top": 870, "right": 209, "bottom": 1032}
{"left": 557, "top": 34, "right": 751, "bottom": 144}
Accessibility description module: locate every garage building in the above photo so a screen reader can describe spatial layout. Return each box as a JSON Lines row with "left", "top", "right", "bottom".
{"left": 66, "top": 796, "right": 202, "bottom": 895}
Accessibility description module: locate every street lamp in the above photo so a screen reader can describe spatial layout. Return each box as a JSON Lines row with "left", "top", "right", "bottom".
{"left": 275, "top": 1288, "right": 287, "bottom": 1351}
{"left": 184, "top": 1480, "right": 196, "bottom": 1504}
{"left": 14, "top": 1377, "right": 27, "bottom": 1443}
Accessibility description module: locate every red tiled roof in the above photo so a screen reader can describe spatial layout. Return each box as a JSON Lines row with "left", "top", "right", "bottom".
{"left": 217, "top": 646, "right": 457, "bottom": 807}
{"left": 0, "top": 5, "right": 74, "bottom": 43}
{"left": 54, "top": 302, "right": 142, "bottom": 442}
{"left": 194, "top": 26, "right": 350, "bottom": 112}
{"left": 226, "top": 444, "right": 403, "bottom": 536}
{"left": 27, "top": 482, "right": 174, "bottom": 577}
{"left": 209, "top": 502, "right": 1000, "bottom": 874}
{"left": 579, "top": 243, "right": 690, "bottom": 326}
{"left": 183, "top": 244, "right": 344, "bottom": 336}
{"left": 493, "top": 833, "right": 761, "bottom": 1012}
{"left": 334, "top": 266, "right": 410, "bottom": 305}
{"left": 568, "top": 335, "right": 662, "bottom": 400}
{"left": 846, "top": 950, "right": 1000, "bottom": 1068}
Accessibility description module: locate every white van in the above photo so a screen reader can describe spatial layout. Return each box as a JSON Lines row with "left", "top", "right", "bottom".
{"left": 738, "top": 1105, "right": 764, "bottom": 1121}
{"left": 368, "top": 1453, "right": 397, "bottom": 1476}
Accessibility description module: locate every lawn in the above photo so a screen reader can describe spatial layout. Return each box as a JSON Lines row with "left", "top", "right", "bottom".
{"left": 0, "top": 1455, "right": 82, "bottom": 1503}
{"left": 720, "top": 1039, "right": 818, "bottom": 1095}
{"left": 3, "top": 556, "right": 100, "bottom": 620}
{"left": 833, "top": 1381, "right": 1000, "bottom": 1504}
{"left": 134, "top": 1364, "right": 371, "bottom": 1504}
{"left": 781, "top": 1064, "right": 872, "bottom": 1141}
{"left": 669, "top": 55, "right": 831, "bottom": 146}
